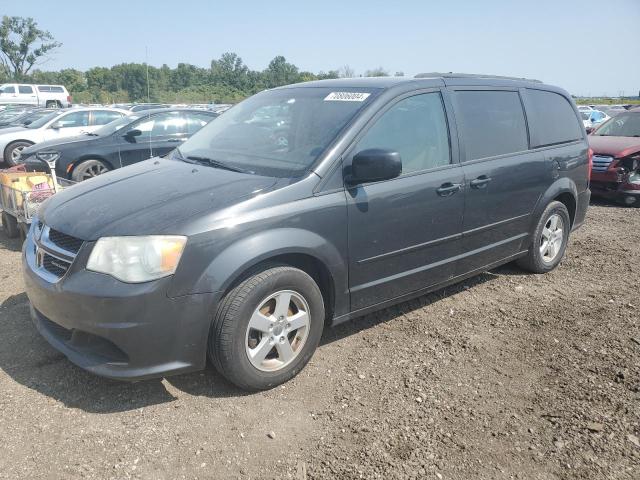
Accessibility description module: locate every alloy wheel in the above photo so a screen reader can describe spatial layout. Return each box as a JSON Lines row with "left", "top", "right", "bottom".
{"left": 245, "top": 290, "right": 310, "bottom": 372}
{"left": 539, "top": 213, "right": 564, "bottom": 263}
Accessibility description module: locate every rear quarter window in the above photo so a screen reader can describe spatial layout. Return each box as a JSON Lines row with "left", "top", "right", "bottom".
{"left": 526, "top": 89, "right": 583, "bottom": 148}
{"left": 453, "top": 90, "right": 529, "bottom": 161}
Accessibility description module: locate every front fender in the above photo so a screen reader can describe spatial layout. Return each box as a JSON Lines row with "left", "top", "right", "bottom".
{"left": 169, "top": 227, "right": 349, "bottom": 314}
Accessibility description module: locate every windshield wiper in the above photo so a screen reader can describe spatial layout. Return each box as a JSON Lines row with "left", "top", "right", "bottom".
{"left": 186, "top": 155, "right": 252, "bottom": 174}
{"left": 84, "top": 132, "right": 99, "bottom": 136}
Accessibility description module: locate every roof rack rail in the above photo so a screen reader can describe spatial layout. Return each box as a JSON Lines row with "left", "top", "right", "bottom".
{"left": 414, "top": 72, "right": 543, "bottom": 83}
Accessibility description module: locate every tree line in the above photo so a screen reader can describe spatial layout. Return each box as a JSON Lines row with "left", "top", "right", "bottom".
{"left": 0, "top": 16, "right": 398, "bottom": 104}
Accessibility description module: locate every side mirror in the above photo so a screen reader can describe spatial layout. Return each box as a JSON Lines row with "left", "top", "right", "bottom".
{"left": 585, "top": 126, "right": 594, "bottom": 134}
{"left": 50, "top": 121, "right": 63, "bottom": 129}
{"left": 347, "top": 148, "right": 402, "bottom": 184}
{"left": 124, "top": 129, "right": 142, "bottom": 139}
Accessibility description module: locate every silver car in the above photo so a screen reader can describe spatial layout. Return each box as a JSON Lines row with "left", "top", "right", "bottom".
{"left": 0, "top": 107, "right": 130, "bottom": 166}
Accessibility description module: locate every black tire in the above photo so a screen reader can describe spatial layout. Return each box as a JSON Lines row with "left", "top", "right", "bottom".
{"left": 19, "top": 223, "right": 29, "bottom": 242}
{"left": 1, "top": 212, "right": 19, "bottom": 239}
{"left": 45, "top": 100, "right": 62, "bottom": 109}
{"left": 208, "top": 265, "right": 325, "bottom": 391}
{"left": 4, "top": 141, "right": 34, "bottom": 167}
{"left": 71, "top": 159, "right": 111, "bottom": 181}
{"left": 517, "top": 201, "right": 571, "bottom": 273}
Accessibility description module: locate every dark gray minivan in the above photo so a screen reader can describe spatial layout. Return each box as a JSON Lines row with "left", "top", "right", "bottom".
{"left": 23, "top": 74, "right": 591, "bottom": 390}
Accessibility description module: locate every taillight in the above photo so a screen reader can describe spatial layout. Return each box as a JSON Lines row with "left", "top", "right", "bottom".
{"left": 587, "top": 147, "right": 593, "bottom": 183}
{"left": 67, "top": 95, "right": 72, "bottom": 104}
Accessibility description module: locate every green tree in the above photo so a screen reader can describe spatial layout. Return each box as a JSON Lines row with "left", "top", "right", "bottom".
{"left": 0, "top": 16, "right": 61, "bottom": 80}
{"left": 364, "top": 67, "right": 389, "bottom": 77}
{"left": 211, "top": 52, "right": 249, "bottom": 90}
{"left": 263, "top": 56, "right": 300, "bottom": 88}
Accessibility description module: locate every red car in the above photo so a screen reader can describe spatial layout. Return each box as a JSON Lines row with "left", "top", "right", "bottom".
{"left": 588, "top": 108, "right": 640, "bottom": 206}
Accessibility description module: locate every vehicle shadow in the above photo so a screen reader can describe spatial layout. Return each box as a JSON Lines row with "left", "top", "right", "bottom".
{"left": 589, "top": 196, "right": 624, "bottom": 209}
{"left": 0, "top": 293, "right": 247, "bottom": 414}
{"left": 0, "top": 228, "right": 22, "bottom": 252}
{"left": 321, "top": 265, "right": 519, "bottom": 346}
{"left": 0, "top": 263, "right": 525, "bottom": 412}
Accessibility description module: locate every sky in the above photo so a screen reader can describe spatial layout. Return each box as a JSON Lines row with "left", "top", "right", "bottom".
{"left": 4, "top": 0, "right": 640, "bottom": 97}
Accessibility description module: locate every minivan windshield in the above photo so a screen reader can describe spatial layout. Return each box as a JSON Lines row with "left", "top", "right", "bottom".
{"left": 175, "top": 87, "right": 379, "bottom": 177}
{"left": 25, "top": 111, "right": 63, "bottom": 129}
{"left": 593, "top": 112, "right": 640, "bottom": 137}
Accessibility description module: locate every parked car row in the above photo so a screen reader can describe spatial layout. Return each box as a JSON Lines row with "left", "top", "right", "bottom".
{"left": 588, "top": 107, "right": 640, "bottom": 206}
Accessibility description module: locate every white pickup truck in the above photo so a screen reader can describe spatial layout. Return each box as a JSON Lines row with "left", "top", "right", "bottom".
{"left": 0, "top": 84, "right": 72, "bottom": 108}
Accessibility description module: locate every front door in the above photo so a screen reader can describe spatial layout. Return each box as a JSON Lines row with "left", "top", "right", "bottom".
{"left": 346, "top": 91, "right": 465, "bottom": 311}
{"left": 42, "top": 110, "right": 91, "bottom": 142}
{"left": 116, "top": 111, "right": 189, "bottom": 166}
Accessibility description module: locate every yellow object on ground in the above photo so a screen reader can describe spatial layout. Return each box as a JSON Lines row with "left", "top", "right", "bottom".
{"left": 0, "top": 172, "right": 55, "bottom": 210}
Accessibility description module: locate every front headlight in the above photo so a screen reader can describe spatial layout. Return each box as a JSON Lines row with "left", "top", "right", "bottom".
{"left": 35, "top": 151, "right": 61, "bottom": 163}
{"left": 87, "top": 236, "right": 187, "bottom": 283}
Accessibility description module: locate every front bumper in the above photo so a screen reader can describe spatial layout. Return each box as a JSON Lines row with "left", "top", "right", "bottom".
{"left": 22, "top": 233, "right": 219, "bottom": 381}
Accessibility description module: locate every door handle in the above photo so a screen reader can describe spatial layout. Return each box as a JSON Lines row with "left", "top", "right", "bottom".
{"left": 167, "top": 138, "right": 185, "bottom": 143}
{"left": 470, "top": 175, "right": 492, "bottom": 189}
{"left": 436, "top": 182, "right": 462, "bottom": 197}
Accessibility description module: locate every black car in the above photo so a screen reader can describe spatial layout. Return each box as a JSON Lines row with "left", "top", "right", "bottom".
{"left": 22, "top": 109, "right": 218, "bottom": 181}
{"left": 23, "top": 75, "right": 590, "bottom": 390}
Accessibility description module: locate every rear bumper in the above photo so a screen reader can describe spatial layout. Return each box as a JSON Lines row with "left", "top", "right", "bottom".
{"left": 572, "top": 188, "right": 591, "bottom": 230}
{"left": 22, "top": 236, "right": 219, "bottom": 381}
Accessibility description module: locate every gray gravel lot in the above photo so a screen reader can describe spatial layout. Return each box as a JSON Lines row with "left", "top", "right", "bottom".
{"left": 0, "top": 202, "right": 638, "bottom": 479}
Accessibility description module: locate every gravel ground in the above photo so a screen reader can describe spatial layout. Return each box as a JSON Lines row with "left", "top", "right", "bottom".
{"left": 0, "top": 201, "right": 638, "bottom": 480}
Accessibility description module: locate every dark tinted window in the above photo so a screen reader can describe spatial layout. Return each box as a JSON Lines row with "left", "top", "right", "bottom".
{"left": 0, "top": 85, "right": 15, "bottom": 94}
{"left": 38, "top": 86, "right": 51, "bottom": 92}
{"left": 355, "top": 92, "right": 450, "bottom": 174}
{"left": 526, "top": 89, "right": 582, "bottom": 147}
{"left": 50, "top": 86, "right": 64, "bottom": 93}
{"left": 56, "top": 111, "right": 90, "bottom": 128}
{"left": 133, "top": 112, "right": 186, "bottom": 138}
{"left": 18, "top": 85, "right": 34, "bottom": 94}
{"left": 454, "top": 90, "right": 528, "bottom": 160}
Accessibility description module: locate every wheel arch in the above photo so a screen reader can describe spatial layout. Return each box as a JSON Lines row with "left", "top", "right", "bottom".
{"left": 171, "top": 228, "right": 348, "bottom": 323}
{"left": 68, "top": 156, "right": 114, "bottom": 178}
{"left": 3, "top": 139, "right": 35, "bottom": 162}
{"left": 531, "top": 178, "right": 578, "bottom": 231}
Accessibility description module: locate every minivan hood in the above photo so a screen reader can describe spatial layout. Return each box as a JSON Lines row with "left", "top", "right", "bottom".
{"left": 588, "top": 135, "right": 640, "bottom": 157}
{"left": 22, "top": 134, "right": 100, "bottom": 154}
{"left": 40, "top": 158, "right": 278, "bottom": 240}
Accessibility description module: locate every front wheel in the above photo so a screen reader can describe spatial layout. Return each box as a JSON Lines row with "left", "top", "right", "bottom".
{"left": 4, "top": 141, "right": 33, "bottom": 167}
{"left": 208, "top": 265, "right": 325, "bottom": 391}
{"left": 71, "top": 159, "right": 111, "bottom": 181}
{"left": 517, "top": 201, "right": 570, "bottom": 273}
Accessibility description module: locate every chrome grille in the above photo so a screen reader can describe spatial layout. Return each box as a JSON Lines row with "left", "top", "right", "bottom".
{"left": 42, "top": 252, "right": 71, "bottom": 277}
{"left": 48, "top": 228, "right": 83, "bottom": 254}
{"left": 592, "top": 155, "right": 614, "bottom": 172}
{"left": 30, "top": 223, "right": 83, "bottom": 282}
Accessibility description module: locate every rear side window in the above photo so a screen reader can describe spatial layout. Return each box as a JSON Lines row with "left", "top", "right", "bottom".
{"left": 526, "top": 89, "right": 582, "bottom": 147}
{"left": 453, "top": 90, "right": 528, "bottom": 161}
{"left": 38, "top": 86, "right": 51, "bottom": 92}
{"left": 18, "top": 85, "right": 34, "bottom": 94}
{"left": 91, "top": 110, "right": 123, "bottom": 126}
{"left": 51, "top": 86, "right": 64, "bottom": 93}
{"left": 354, "top": 92, "right": 451, "bottom": 174}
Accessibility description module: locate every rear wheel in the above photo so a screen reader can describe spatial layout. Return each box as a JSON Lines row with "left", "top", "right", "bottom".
{"left": 71, "top": 159, "right": 111, "bottom": 181}
{"left": 1, "top": 212, "right": 19, "bottom": 239}
{"left": 4, "top": 141, "right": 33, "bottom": 166}
{"left": 208, "top": 265, "right": 325, "bottom": 391}
{"left": 45, "top": 100, "right": 62, "bottom": 109}
{"left": 517, "top": 201, "right": 570, "bottom": 273}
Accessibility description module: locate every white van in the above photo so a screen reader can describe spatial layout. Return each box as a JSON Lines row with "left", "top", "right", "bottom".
{"left": 0, "top": 84, "right": 72, "bottom": 108}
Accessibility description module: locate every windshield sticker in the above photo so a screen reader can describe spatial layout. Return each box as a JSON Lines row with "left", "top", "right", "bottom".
{"left": 324, "top": 92, "right": 371, "bottom": 102}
